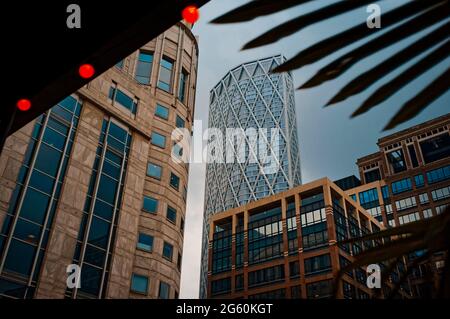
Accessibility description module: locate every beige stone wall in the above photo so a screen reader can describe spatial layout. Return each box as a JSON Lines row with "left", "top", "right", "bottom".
{"left": 0, "top": 121, "right": 34, "bottom": 232}
{"left": 36, "top": 101, "right": 103, "bottom": 298}
{"left": 0, "top": 21, "right": 198, "bottom": 299}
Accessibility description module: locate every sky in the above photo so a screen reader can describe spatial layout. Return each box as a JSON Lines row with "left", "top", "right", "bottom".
{"left": 179, "top": 0, "right": 450, "bottom": 298}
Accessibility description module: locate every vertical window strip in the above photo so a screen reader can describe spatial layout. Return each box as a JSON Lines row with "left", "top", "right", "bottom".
{"left": 70, "top": 119, "right": 131, "bottom": 299}
{"left": 0, "top": 96, "right": 82, "bottom": 298}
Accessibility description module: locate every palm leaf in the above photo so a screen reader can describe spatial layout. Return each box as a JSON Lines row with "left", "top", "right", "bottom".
{"left": 328, "top": 26, "right": 449, "bottom": 107}
{"left": 212, "top": 0, "right": 450, "bottom": 130}
{"left": 337, "top": 206, "right": 450, "bottom": 298}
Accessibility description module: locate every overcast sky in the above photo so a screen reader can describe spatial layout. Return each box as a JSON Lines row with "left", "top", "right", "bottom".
{"left": 179, "top": 0, "right": 450, "bottom": 298}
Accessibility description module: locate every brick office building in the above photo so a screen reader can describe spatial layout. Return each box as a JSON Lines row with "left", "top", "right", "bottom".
{"left": 0, "top": 21, "right": 198, "bottom": 299}
{"left": 346, "top": 113, "right": 450, "bottom": 297}
{"left": 206, "top": 178, "right": 406, "bottom": 299}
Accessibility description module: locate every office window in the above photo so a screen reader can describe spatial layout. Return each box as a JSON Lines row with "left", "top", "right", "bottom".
{"left": 143, "top": 196, "right": 158, "bottom": 214}
{"left": 155, "top": 104, "right": 169, "bottom": 120}
{"left": 131, "top": 274, "right": 148, "bottom": 294}
{"left": 170, "top": 173, "right": 180, "bottom": 190}
{"left": 180, "top": 217, "right": 185, "bottom": 235}
{"left": 307, "top": 280, "right": 333, "bottom": 299}
{"left": 211, "top": 277, "right": 231, "bottom": 296}
{"left": 291, "top": 286, "right": 302, "bottom": 299}
{"left": 183, "top": 186, "right": 188, "bottom": 202}
{"left": 343, "top": 281, "right": 356, "bottom": 299}
{"left": 415, "top": 174, "right": 425, "bottom": 188}
{"left": 135, "top": 52, "right": 153, "bottom": 84}
{"left": 109, "top": 84, "right": 138, "bottom": 114}
{"left": 115, "top": 60, "right": 124, "bottom": 69}
{"left": 408, "top": 144, "right": 419, "bottom": 168}
{"left": 173, "top": 142, "right": 183, "bottom": 158}
{"left": 167, "top": 206, "right": 177, "bottom": 224}
{"left": 158, "top": 281, "right": 170, "bottom": 299}
{"left": 289, "top": 261, "right": 300, "bottom": 278}
{"left": 300, "top": 199, "right": 328, "bottom": 250}
{"left": 287, "top": 203, "right": 298, "bottom": 255}
{"left": 349, "top": 194, "right": 356, "bottom": 202}
{"left": 248, "top": 207, "right": 283, "bottom": 264}
{"left": 391, "top": 178, "right": 412, "bottom": 194}
{"left": 235, "top": 274, "right": 244, "bottom": 291}
{"left": 176, "top": 115, "right": 185, "bottom": 128}
{"left": 419, "top": 193, "right": 429, "bottom": 204}
{"left": 423, "top": 209, "right": 433, "bottom": 219}
{"left": 381, "top": 185, "right": 390, "bottom": 200}
{"left": 436, "top": 204, "right": 449, "bottom": 215}
{"left": 358, "top": 188, "right": 379, "bottom": 209}
{"left": 248, "top": 264, "right": 285, "bottom": 288}
{"left": 163, "top": 242, "right": 173, "bottom": 261}
{"left": 179, "top": 69, "right": 188, "bottom": 103}
{"left": 212, "top": 224, "right": 232, "bottom": 273}
{"left": 398, "top": 212, "right": 420, "bottom": 225}
{"left": 387, "top": 149, "right": 407, "bottom": 173}
{"left": 72, "top": 118, "right": 132, "bottom": 298}
{"left": 248, "top": 289, "right": 286, "bottom": 299}
{"left": 340, "top": 255, "right": 353, "bottom": 278}
{"left": 304, "top": 254, "right": 331, "bottom": 276}
{"left": 364, "top": 168, "right": 381, "bottom": 183}
{"left": 137, "top": 233, "right": 153, "bottom": 252}
{"left": 151, "top": 132, "right": 166, "bottom": 148}
{"left": 158, "top": 57, "right": 173, "bottom": 92}
{"left": 426, "top": 165, "right": 450, "bottom": 184}
{"left": 431, "top": 186, "right": 450, "bottom": 201}
{"left": 358, "top": 289, "right": 370, "bottom": 300}
{"left": 419, "top": 133, "right": 450, "bottom": 164}
{"left": 177, "top": 253, "right": 182, "bottom": 271}
{"left": 147, "top": 162, "right": 162, "bottom": 179}
{"left": 395, "top": 196, "right": 417, "bottom": 211}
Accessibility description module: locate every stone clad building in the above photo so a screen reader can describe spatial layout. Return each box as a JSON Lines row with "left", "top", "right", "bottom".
{"left": 0, "top": 21, "right": 198, "bottom": 299}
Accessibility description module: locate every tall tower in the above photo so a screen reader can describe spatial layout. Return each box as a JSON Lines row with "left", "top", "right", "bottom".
{"left": 0, "top": 22, "right": 198, "bottom": 299}
{"left": 200, "top": 55, "right": 302, "bottom": 298}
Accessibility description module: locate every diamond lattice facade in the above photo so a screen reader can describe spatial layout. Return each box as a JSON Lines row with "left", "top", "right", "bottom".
{"left": 200, "top": 55, "right": 302, "bottom": 298}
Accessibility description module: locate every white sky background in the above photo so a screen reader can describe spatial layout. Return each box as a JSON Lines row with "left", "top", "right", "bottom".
{"left": 179, "top": 0, "right": 450, "bottom": 298}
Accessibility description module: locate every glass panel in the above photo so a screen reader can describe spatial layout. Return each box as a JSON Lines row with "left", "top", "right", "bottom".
{"left": 176, "top": 115, "right": 185, "bottom": 128}
{"left": 3, "top": 239, "right": 37, "bottom": 276}
{"left": 143, "top": 196, "right": 158, "bottom": 213}
{"left": 159, "top": 281, "right": 170, "bottom": 299}
{"left": 88, "top": 217, "right": 110, "bottom": 249}
{"left": 28, "top": 169, "right": 55, "bottom": 195}
{"left": 13, "top": 218, "right": 42, "bottom": 245}
{"left": 79, "top": 264, "right": 102, "bottom": 296}
{"left": 96, "top": 174, "right": 118, "bottom": 203}
{"left": 151, "top": 132, "right": 166, "bottom": 148}
{"left": 131, "top": 274, "right": 148, "bottom": 294}
{"left": 135, "top": 52, "right": 153, "bottom": 85}
{"left": 163, "top": 242, "right": 173, "bottom": 260}
{"left": 167, "top": 206, "right": 177, "bottom": 223}
{"left": 19, "top": 188, "right": 50, "bottom": 225}
{"left": 43, "top": 127, "right": 66, "bottom": 150}
{"left": 147, "top": 163, "right": 162, "bottom": 179}
{"left": 137, "top": 233, "right": 153, "bottom": 252}
{"left": 84, "top": 244, "right": 106, "bottom": 267}
{"left": 34, "top": 143, "right": 62, "bottom": 176}
{"left": 155, "top": 104, "right": 169, "bottom": 120}
{"left": 93, "top": 199, "right": 114, "bottom": 220}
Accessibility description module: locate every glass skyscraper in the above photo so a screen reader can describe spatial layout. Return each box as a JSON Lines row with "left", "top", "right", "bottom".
{"left": 200, "top": 55, "right": 302, "bottom": 298}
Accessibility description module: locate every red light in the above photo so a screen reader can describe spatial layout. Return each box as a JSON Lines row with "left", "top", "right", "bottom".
{"left": 17, "top": 99, "right": 32, "bottom": 111}
{"left": 182, "top": 5, "right": 199, "bottom": 24}
{"left": 79, "top": 64, "right": 95, "bottom": 79}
